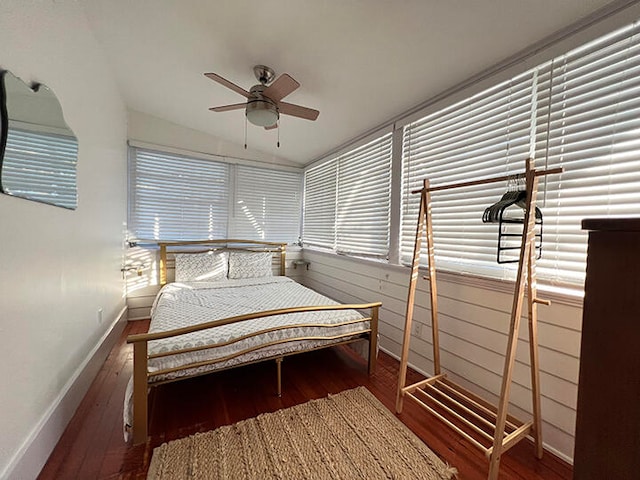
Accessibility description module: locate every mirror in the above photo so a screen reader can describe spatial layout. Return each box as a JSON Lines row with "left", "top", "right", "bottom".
{"left": 0, "top": 70, "right": 78, "bottom": 209}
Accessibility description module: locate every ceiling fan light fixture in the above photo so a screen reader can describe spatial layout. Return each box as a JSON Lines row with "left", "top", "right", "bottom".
{"left": 246, "top": 99, "right": 279, "bottom": 127}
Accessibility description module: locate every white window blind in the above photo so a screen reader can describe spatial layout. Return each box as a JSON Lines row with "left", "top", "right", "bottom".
{"left": 337, "top": 133, "right": 392, "bottom": 256}
{"left": 303, "top": 159, "right": 337, "bottom": 249}
{"left": 303, "top": 133, "right": 392, "bottom": 257}
{"left": 401, "top": 19, "right": 640, "bottom": 288}
{"left": 534, "top": 21, "right": 640, "bottom": 286}
{"left": 232, "top": 165, "right": 302, "bottom": 243}
{"left": 129, "top": 148, "right": 229, "bottom": 241}
{"left": 401, "top": 71, "right": 538, "bottom": 279}
{"left": 1, "top": 127, "right": 78, "bottom": 209}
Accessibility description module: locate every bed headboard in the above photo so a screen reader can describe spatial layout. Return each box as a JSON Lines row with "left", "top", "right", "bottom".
{"left": 157, "top": 239, "right": 287, "bottom": 285}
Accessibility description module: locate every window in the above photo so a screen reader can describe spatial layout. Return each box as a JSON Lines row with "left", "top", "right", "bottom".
{"left": 302, "top": 159, "right": 337, "bottom": 249}
{"left": 129, "top": 148, "right": 229, "bottom": 241}
{"left": 129, "top": 147, "right": 302, "bottom": 243}
{"left": 401, "top": 20, "right": 640, "bottom": 288}
{"left": 303, "top": 133, "right": 392, "bottom": 257}
{"left": 401, "top": 71, "right": 538, "bottom": 280}
{"left": 534, "top": 22, "right": 640, "bottom": 285}
{"left": 337, "top": 134, "right": 392, "bottom": 256}
{"left": 232, "top": 165, "right": 302, "bottom": 243}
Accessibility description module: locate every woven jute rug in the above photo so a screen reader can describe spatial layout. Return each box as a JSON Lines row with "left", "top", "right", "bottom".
{"left": 147, "top": 386, "right": 457, "bottom": 479}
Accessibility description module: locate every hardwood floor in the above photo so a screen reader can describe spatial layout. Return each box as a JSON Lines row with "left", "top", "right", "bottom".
{"left": 38, "top": 320, "right": 573, "bottom": 479}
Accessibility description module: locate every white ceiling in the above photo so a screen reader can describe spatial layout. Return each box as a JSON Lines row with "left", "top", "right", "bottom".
{"left": 81, "top": 0, "right": 614, "bottom": 166}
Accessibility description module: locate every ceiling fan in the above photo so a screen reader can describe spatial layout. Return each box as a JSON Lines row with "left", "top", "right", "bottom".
{"left": 205, "top": 65, "right": 319, "bottom": 129}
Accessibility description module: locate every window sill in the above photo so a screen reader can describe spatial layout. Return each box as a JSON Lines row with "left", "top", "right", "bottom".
{"left": 301, "top": 247, "right": 584, "bottom": 308}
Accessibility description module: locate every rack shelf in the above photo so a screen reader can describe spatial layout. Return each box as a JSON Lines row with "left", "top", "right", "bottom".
{"left": 396, "top": 158, "right": 562, "bottom": 480}
{"left": 403, "top": 376, "right": 532, "bottom": 459}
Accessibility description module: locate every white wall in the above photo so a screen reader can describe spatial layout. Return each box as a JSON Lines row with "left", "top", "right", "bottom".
{"left": 0, "top": 2, "right": 128, "bottom": 478}
{"left": 128, "top": 110, "right": 300, "bottom": 168}
{"left": 300, "top": 250, "right": 583, "bottom": 461}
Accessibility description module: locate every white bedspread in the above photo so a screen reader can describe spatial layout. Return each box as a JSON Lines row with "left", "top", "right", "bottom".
{"left": 124, "top": 277, "right": 370, "bottom": 436}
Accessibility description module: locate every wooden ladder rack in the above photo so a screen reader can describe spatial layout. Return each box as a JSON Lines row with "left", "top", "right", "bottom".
{"left": 396, "top": 158, "right": 562, "bottom": 479}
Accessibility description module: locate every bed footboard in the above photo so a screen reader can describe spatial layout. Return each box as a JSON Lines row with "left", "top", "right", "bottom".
{"left": 131, "top": 342, "right": 149, "bottom": 445}
{"left": 126, "top": 302, "right": 381, "bottom": 445}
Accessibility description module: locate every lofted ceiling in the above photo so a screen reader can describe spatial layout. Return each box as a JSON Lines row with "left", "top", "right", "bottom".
{"left": 81, "top": 0, "right": 615, "bottom": 166}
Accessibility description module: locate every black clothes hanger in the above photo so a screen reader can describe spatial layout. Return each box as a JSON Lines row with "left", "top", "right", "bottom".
{"left": 482, "top": 188, "right": 542, "bottom": 224}
{"left": 483, "top": 181, "right": 543, "bottom": 263}
{"left": 484, "top": 173, "right": 530, "bottom": 223}
{"left": 482, "top": 190, "right": 521, "bottom": 223}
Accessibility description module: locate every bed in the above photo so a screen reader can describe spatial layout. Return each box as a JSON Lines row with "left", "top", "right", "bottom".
{"left": 125, "top": 239, "right": 381, "bottom": 444}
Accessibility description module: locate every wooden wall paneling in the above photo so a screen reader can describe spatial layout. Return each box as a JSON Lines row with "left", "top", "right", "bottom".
{"left": 305, "top": 251, "right": 580, "bottom": 411}
{"left": 301, "top": 263, "right": 581, "bottom": 459}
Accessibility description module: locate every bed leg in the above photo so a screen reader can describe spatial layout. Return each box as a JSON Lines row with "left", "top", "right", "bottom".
{"left": 368, "top": 306, "right": 379, "bottom": 375}
{"left": 132, "top": 341, "right": 149, "bottom": 445}
{"left": 276, "top": 357, "right": 283, "bottom": 397}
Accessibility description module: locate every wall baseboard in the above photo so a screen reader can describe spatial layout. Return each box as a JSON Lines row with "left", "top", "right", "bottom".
{"left": 1, "top": 305, "right": 128, "bottom": 480}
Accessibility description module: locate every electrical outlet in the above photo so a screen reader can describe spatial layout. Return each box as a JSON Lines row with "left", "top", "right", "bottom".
{"left": 411, "top": 322, "right": 422, "bottom": 338}
{"left": 97, "top": 307, "right": 103, "bottom": 324}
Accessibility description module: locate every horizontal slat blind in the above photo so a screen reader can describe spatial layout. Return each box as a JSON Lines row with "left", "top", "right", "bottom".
{"left": 129, "top": 148, "right": 229, "bottom": 241}
{"left": 1, "top": 128, "right": 78, "bottom": 209}
{"left": 401, "top": 71, "right": 537, "bottom": 279}
{"left": 401, "top": 20, "right": 640, "bottom": 288}
{"left": 303, "top": 159, "right": 337, "bottom": 249}
{"left": 535, "top": 21, "right": 640, "bottom": 286}
{"left": 233, "top": 165, "right": 302, "bottom": 243}
{"left": 336, "top": 133, "right": 392, "bottom": 256}
{"left": 303, "top": 133, "right": 392, "bottom": 256}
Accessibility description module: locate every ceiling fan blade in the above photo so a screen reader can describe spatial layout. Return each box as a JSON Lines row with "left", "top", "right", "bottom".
{"left": 204, "top": 72, "right": 251, "bottom": 98}
{"left": 209, "top": 103, "right": 246, "bottom": 112}
{"left": 278, "top": 101, "right": 319, "bottom": 121}
{"left": 263, "top": 74, "right": 300, "bottom": 102}
{"left": 264, "top": 123, "right": 278, "bottom": 130}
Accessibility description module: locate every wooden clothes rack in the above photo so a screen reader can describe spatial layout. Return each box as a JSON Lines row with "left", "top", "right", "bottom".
{"left": 396, "top": 158, "right": 562, "bottom": 480}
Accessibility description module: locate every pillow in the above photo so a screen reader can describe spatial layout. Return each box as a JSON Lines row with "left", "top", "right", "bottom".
{"left": 228, "top": 251, "right": 273, "bottom": 279}
{"left": 174, "top": 251, "right": 228, "bottom": 282}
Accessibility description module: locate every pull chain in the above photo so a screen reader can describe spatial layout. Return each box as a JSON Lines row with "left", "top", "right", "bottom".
{"left": 244, "top": 115, "right": 247, "bottom": 149}
{"left": 277, "top": 120, "right": 280, "bottom": 148}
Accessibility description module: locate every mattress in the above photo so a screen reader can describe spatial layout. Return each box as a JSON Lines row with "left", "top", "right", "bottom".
{"left": 124, "top": 276, "right": 370, "bottom": 435}
{"left": 146, "top": 276, "right": 368, "bottom": 380}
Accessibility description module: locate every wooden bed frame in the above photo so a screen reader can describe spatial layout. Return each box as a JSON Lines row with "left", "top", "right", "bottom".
{"left": 126, "top": 239, "right": 381, "bottom": 444}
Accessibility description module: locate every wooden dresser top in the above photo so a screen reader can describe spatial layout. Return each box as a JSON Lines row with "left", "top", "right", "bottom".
{"left": 582, "top": 217, "right": 640, "bottom": 232}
